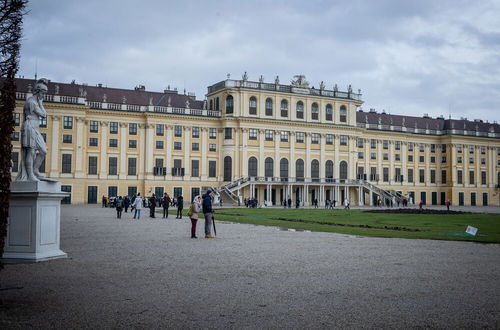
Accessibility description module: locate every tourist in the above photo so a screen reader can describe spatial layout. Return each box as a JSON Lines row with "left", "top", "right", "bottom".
{"left": 189, "top": 195, "right": 202, "bottom": 238}
{"left": 161, "top": 193, "right": 171, "bottom": 218}
{"left": 332, "top": 199, "right": 337, "bottom": 208}
{"left": 314, "top": 198, "right": 318, "bottom": 208}
{"left": 419, "top": 200, "right": 423, "bottom": 210}
{"left": 287, "top": 197, "right": 292, "bottom": 208}
{"left": 295, "top": 199, "right": 300, "bottom": 208}
{"left": 283, "top": 199, "right": 287, "bottom": 208}
{"left": 445, "top": 199, "right": 451, "bottom": 212}
{"left": 115, "top": 196, "right": 123, "bottom": 219}
{"left": 176, "top": 195, "right": 184, "bottom": 219}
{"left": 102, "top": 195, "right": 107, "bottom": 208}
{"left": 344, "top": 198, "right": 350, "bottom": 210}
{"left": 123, "top": 195, "right": 130, "bottom": 213}
{"left": 132, "top": 193, "right": 142, "bottom": 219}
{"left": 202, "top": 189, "right": 215, "bottom": 238}
{"left": 149, "top": 193, "right": 157, "bottom": 218}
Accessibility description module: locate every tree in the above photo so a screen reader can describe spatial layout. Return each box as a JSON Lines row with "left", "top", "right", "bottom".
{"left": 0, "top": 0, "right": 27, "bottom": 270}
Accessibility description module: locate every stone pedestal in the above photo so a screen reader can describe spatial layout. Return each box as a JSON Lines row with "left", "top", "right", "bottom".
{"left": 3, "top": 180, "right": 68, "bottom": 262}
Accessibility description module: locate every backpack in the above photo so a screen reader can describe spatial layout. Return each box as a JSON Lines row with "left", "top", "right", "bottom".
{"left": 187, "top": 204, "right": 193, "bottom": 217}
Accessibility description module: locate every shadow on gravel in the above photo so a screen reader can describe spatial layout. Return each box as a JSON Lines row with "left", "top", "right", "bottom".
{"left": 271, "top": 217, "right": 424, "bottom": 232}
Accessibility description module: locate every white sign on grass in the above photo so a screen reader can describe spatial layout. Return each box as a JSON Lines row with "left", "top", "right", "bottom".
{"left": 465, "top": 225, "right": 478, "bottom": 236}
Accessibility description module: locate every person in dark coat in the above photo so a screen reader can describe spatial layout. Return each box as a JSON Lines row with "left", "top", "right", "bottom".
{"left": 176, "top": 195, "right": 184, "bottom": 219}
{"left": 116, "top": 196, "right": 123, "bottom": 219}
{"left": 287, "top": 197, "right": 292, "bottom": 208}
{"left": 149, "top": 193, "right": 157, "bottom": 218}
{"left": 123, "top": 196, "right": 130, "bottom": 213}
{"left": 202, "top": 189, "right": 215, "bottom": 238}
{"left": 161, "top": 193, "right": 171, "bottom": 218}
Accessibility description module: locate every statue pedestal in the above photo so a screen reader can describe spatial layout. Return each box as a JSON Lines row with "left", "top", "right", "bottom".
{"left": 2, "top": 180, "right": 68, "bottom": 263}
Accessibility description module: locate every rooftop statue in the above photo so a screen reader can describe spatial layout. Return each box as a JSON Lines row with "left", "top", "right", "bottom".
{"left": 275, "top": 75, "right": 280, "bottom": 85}
{"left": 291, "top": 75, "right": 309, "bottom": 88}
{"left": 16, "top": 78, "right": 49, "bottom": 181}
{"left": 242, "top": 71, "right": 248, "bottom": 82}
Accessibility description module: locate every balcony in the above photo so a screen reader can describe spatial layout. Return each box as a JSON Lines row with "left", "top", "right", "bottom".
{"left": 172, "top": 167, "right": 185, "bottom": 177}
{"left": 153, "top": 167, "right": 166, "bottom": 176}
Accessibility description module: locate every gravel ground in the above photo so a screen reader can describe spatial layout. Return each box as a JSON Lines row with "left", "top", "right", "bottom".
{"left": 1, "top": 205, "right": 499, "bottom": 329}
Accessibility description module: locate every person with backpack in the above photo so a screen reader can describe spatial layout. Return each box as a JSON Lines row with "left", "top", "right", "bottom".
{"left": 132, "top": 193, "right": 142, "bottom": 219}
{"left": 149, "top": 193, "right": 157, "bottom": 218}
{"left": 176, "top": 195, "right": 184, "bottom": 219}
{"left": 161, "top": 193, "right": 171, "bottom": 218}
{"left": 202, "top": 189, "right": 215, "bottom": 238}
{"left": 188, "top": 195, "right": 202, "bottom": 238}
{"left": 115, "top": 196, "right": 124, "bottom": 219}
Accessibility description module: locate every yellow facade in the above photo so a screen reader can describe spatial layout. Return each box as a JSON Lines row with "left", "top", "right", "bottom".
{"left": 10, "top": 77, "right": 500, "bottom": 206}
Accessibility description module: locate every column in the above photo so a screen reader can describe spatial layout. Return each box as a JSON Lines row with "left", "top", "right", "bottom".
{"left": 74, "top": 117, "right": 85, "bottom": 178}
{"left": 488, "top": 146, "right": 495, "bottom": 187}
{"left": 364, "top": 138, "right": 370, "bottom": 180}
{"left": 369, "top": 189, "right": 373, "bottom": 205}
{"left": 141, "top": 124, "right": 149, "bottom": 180}
{"left": 258, "top": 129, "right": 265, "bottom": 177}
{"left": 348, "top": 136, "right": 355, "bottom": 180}
{"left": 334, "top": 134, "right": 340, "bottom": 179}
{"left": 234, "top": 127, "right": 240, "bottom": 179}
{"left": 274, "top": 131, "right": 280, "bottom": 180}
{"left": 402, "top": 142, "right": 407, "bottom": 183}
{"left": 377, "top": 139, "right": 382, "bottom": 183}
{"left": 184, "top": 126, "right": 191, "bottom": 177}
{"left": 425, "top": 143, "right": 430, "bottom": 185}
{"left": 49, "top": 115, "right": 60, "bottom": 178}
{"left": 476, "top": 145, "right": 480, "bottom": 187}
{"left": 389, "top": 140, "right": 395, "bottom": 184}
{"left": 463, "top": 144, "right": 469, "bottom": 186}
{"left": 242, "top": 128, "right": 248, "bottom": 178}
{"left": 320, "top": 133, "right": 326, "bottom": 179}
{"left": 201, "top": 127, "right": 208, "bottom": 180}
{"left": 99, "top": 121, "right": 108, "bottom": 179}
{"left": 119, "top": 123, "right": 127, "bottom": 179}
{"left": 451, "top": 144, "right": 457, "bottom": 184}
{"left": 290, "top": 132, "right": 296, "bottom": 180}
{"left": 305, "top": 132, "right": 311, "bottom": 181}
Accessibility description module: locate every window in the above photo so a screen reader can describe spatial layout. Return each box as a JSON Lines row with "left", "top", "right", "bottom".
{"left": 498, "top": 147, "right": 500, "bottom": 155}
{"left": 370, "top": 167, "right": 377, "bottom": 181}
{"left": 209, "top": 128, "right": 217, "bottom": 139}
{"left": 109, "top": 157, "right": 117, "bottom": 175}
{"left": 265, "top": 98, "right": 273, "bottom": 116}
{"left": 469, "top": 171, "right": 475, "bottom": 184}
{"left": 156, "top": 124, "right": 164, "bottom": 136}
{"left": 265, "top": 157, "right": 274, "bottom": 177}
{"left": 371, "top": 152, "right": 376, "bottom": 160}
{"left": 174, "top": 187, "right": 183, "bottom": 198}
{"left": 296, "top": 101, "right": 304, "bottom": 119}
{"left": 88, "top": 156, "right": 98, "bottom": 174}
{"left": 441, "top": 156, "right": 447, "bottom": 163}
{"left": 430, "top": 170, "right": 436, "bottom": 183}
{"left": 128, "top": 158, "right": 137, "bottom": 175}
{"left": 383, "top": 168, "right": 389, "bottom": 182}
{"left": 430, "top": 144, "right": 436, "bottom": 153}
{"left": 371, "top": 139, "right": 377, "bottom": 149}
{"left": 296, "top": 132, "right": 304, "bottom": 143}
{"left": 481, "top": 158, "right": 486, "bottom": 165}
{"left": 408, "top": 155, "right": 413, "bottom": 162}
{"left": 226, "top": 95, "right": 234, "bottom": 114}
{"left": 249, "top": 96, "right": 257, "bottom": 115}
{"left": 311, "top": 103, "right": 319, "bottom": 120}
{"left": 441, "top": 144, "right": 447, "bottom": 153}
{"left": 224, "top": 128, "right": 232, "bottom": 139}
{"left": 458, "top": 156, "right": 462, "bottom": 164}
{"left": 63, "top": 116, "right": 73, "bottom": 129}
{"left": 469, "top": 157, "right": 474, "bottom": 164}
{"left": 192, "top": 142, "right": 199, "bottom": 151}
{"left": 89, "top": 137, "right": 98, "bottom": 146}
{"left": 340, "top": 135, "right": 347, "bottom": 146}
{"left": 109, "top": 139, "right": 118, "bottom": 147}
{"left": 481, "top": 171, "right": 486, "bottom": 185}
{"left": 110, "top": 122, "right": 118, "bottom": 134}
{"left": 209, "top": 160, "right": 216, "bottom": 177}
{"left": 395, "top": 154, "right": 400, "bottom": 161}
{"left": 358, "top": 152, "right": 364, "bottom": 159}
{"left": 296, "top": 159, "right": 304, "bottom": 180}
{"left": 457, "top": 144, "right": 462, "bottom": 153}
{"left": 11, "top": 131, "right": 19, "bottom": 141}
{"left": 90, "top": 120, "right": 99, "bottom": 133}
{"left": 249, "top": 129, "right": 258, "bottom": 140}
{"left": 419, "top": 169, "right": 425, "bottom": 183}
{"left": 129, "top": 123, "right": 137, "bottom": 135}
{"left": 192, "top": 127, "right": 200, "bottom": 138}
{"left": 61, "top": 185, "right": 71, "bottom": 204}
{"left": 419, "top": 143, "right": 425, "bottom": 152}
{"left": 248, "top": 157, "right": 258, "bottom": 177}
{"left": 383, "top": 140, "right": 389, "bottom": 149}
{"left": 469, "top": 145, "right": 474, "bottom": 154}
{"left": 209, "top": 143, "right": 216, "bottom": 152}
{"left": 62, "top": 154, "right": 72, "bottom": 173}
{"left": 395, "top": 141, "right": 401, "bottom": 150}
{"left": 265, "top": 130, "right": 273, "bottom": 141}
{"left": 431, "top": 156, "right": 436, "bottom": 163}
{"left": 357, "top": 138, "right": 364, "bottom": 148}
{"left": 339, "top": 105, "right": 347, "bottom": 122}
{"left": 63, "top": 134, "right": 72, "bottom": 143}
{"left": 11, "top": 151, "right": 18, "bottom": 172}
{"left": 129, "top": 140, "right": 137, "bottom": 148}
{"left": 326, "top": 134, "right": 333, "bottom": 145}
{"left": 192, "top": 160, "right": 199, "bottom": 177}
{"left": 174, "top": 125, "right": 182, "bottom": 137}
{"left": 325, "top": 104, "right": 333, "bottom": 121}
{"left": 311, "top": 160, "right": 319, "bottom": 179}
{"left": 156, "top": 141, "right": 164, "bottom": 149}
{"left": 14, "top": 113, "right": 20, "bottom": 126}
{"left": 174, "top": 141, "right": 182, "bottom": 150}
{"left": 441, "top": 170, "right": 446, "bottom": 184}
{"left": 311, "top": 133, "right": 319, "bottom": 144}
{"left": 408, "top": 143, "right": 414, "bottom": 152}
{"left": 40, "top": 117, "right": 47, "bottom": 127}
{"left": 326, "top": 160, "right": 334, "bottom": 179}
{"left": 383, "top": 153, "right": 388, "bottom": 161}
{"left": 280, "top": 99, "right": 288, "bottom": 117}
{"left": 408, "top": 169, "right": 414, "bottom": 183}
{"left": 280, "top": 158, "right": 289, "bottom": 178}
{"left": 280, "top": 131, "right": 289, "bottom": 142}
{"left": 457, "top": 170, "right": 463, "bottom": 184}
{"left": 419, "top": 156, "right": 424, "bottom": 162}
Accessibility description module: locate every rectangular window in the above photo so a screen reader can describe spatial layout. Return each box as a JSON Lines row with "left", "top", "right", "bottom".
{"left": 174, "top": 187, "right": 182, "bottom": 198}
{"left": 469, "top": 145, "right": 474, "bottom": 154}
{"left": 11, "top": 151, "right": 18, "bottom": 172}
{"left": 110, "top": 122, "right": 118, "bottom": 134}
{"left": 395, "top": 154, "right": 400, "bottom": 161}
{"left": 11, "top": 131, "right": 19, "bottom": 141}
{"left": 408, "top": 143, "right": 414, "bottom": 152}
{"left": 481, "top": 158, "right": 486, "bottom": 165}
{"left": 431, "top": 156, "right": 435, "bottom": 163}
{"left": 88, "top": 156, "right": 98, "bottom": 174}
{"left": 441, "top": 156, "right": 447, "bottom": 163}
{"left": 430, "top": 144, "right": 436, "bottom": 153}
{"left": 156, "top": 124, "right": 164, "bottom": 136}
{"left": 89, "top": 137, "right": 98, "bottom": 146}
{"left": 441, "top": 170, "right": 446, "bottom": 184}
{"left": 63, "top": 116, "right": 73, "bottom": 129}
{"left": 469, "top": 157, "right": 474, "bottom": 164}
{"left": 419, "top": 169, "right": 425, "bottom": 183}
{"left": 61, "top": 185, "right": 72, "bottom": 204}
{"left": 441, "top": 144, "right": 447, "bottom": 153}
{"left": 371, "top": 139, "right": 376, "bottom": 149}
{"left": 408, "top": 168, "right": 413, "bottom": 183}
{"left": 311, "top": 133, "right": 319, "bottom": 144}
{"left": 209, "top": 128, "right": 217, "bottom": 139}
{"left": 280, "top": 131, "right": 289, "bottom": 142}
{"left": 129, "top": 123, "right": 137, "bottom": 135}
{"left": 156, "top": 141, "right": 164, "bottom": 149}
{"left": 481, "top": 171, "right": 486, "bottom": 185}
{"left": 40, "top": 117, "right": 47, "bottom": 127}
{"left": 109, "top": 157, "right": 117, "bottom": 175}
{"left": 209, "top": 143, "right": 216, "bottom": 152}
{"left": 208, "top": 160, "right": 216, "bottom": 177}
{"left": 383, "top": 140, "right": 388, "bottom": 149}
{"left": 395, "top": 141, "right": 401, "bottom": 150}
{"left": 457, "top": 156, "right": 462, "bottom": 164}
{"left": 430, "top": 169, "right": 436, "bottom": 183}
{"left": 326, "top": 134, "right": 333, "bottom": 145}
{"left": 174, "top": 141, "right": 182, "bottom": 150}
{"left": 419, "top": 156, "right": 424, "bottom": 162}
{"left": 225, "top": 127, "right": 233, "bottom": 139}
{"left": 408, "top": 155, "right": 413, "bottom": 162}
{"left": 457, "top": 144, "right": 463, "bottom": 153}
{"left": 63, "top": 134, "right": 72, "bottom": 143}
{"left": 249, "top": 129, "right": 258, "bottom": 140}
{"left": 265, "top": 130, "right": 273, "bottom": 141}
{"left": 296, "top": 132, "right": 304, "bottom": 143}
{"left": 192, "top": 127, "right": 200, "bottom": 138}
{"left": 14, "top": 113, "right": 20, "bottom": 126}
{"left": 370, "top": 152, "right": 376, "bottom": 160}
{"left": 419, "top": 143, "right": 425, "bottom": 152}
{"left": 457, "top": 170, "right": 463, "bottom": 184}
{"left": 174, "top": 125, "right": 182, "bottom": 137}
{"left": 358, "top": 152, "right": 364, "bottom": 159}
{"left": 191, "top": 160, "right": 199, "bottom": 177}
{"left": 128, "top": 158, "right": 137, "bottom": 175}
{"left": 192, "top": 142, "right": 199, "bottom": 151}
{"left": 109, "top": 139, "right": 118, "bottom": 147}
{"left": 383, "top": 153, "right": 388, "bottom": 161}
{"left": 90, "top": 120, "right": 99, "bottom": 133}
{"left": 498, "top": 147, "right": 500, "bottom": 155}
{"left": 383, "top": 168, "right": 389, "bottom": 182}
{"left": 370, "top": 167, "right": 377, "bottom": 181}
{"left": 469, "top": 171, "right": 474, "bottom": 185}
{"left": 62, "top": 154, "right": 72, "bottom": 173}
{"left": 129, "top": 139, "right": 137, "bottom": 148}
{"left": 357, "top": 138, "right": 364, "bottom": 148}
{"left": 340, "top": 135, "right": 347, "bottom": 146}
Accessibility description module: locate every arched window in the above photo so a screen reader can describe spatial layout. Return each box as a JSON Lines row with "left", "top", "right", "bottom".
{"left": 265, "top": 157, "right": 274, "bottom": 178}
{"left": 280, "top": 158, "right": 289, "bottom": 180}
{"left": 248, "top": 157, "right": 258, "bottom": 177}
{"left": 325, "top": 160, "right": 334, "bottom": 181}
{"left": 311, "top": 103, "right": 319, "bottom": 120}
{"left": 280, "top": 100, "right": 288, "bottom": 117}
{"left": 265, "top": 98, "right": 273, "bottom": 116}
{"left": 340, "top": 161, "right": 348, "bottom": 180}
{"left": 226, "top": 95, "right": 234, "bottom": 114}
{"left": 224, "top": 156, "right": 232, "bottom": 181}
{"left": 339, "top": 105, "right": 347, "bottom": 122}
{"left": 325, "top": 104, "right": 333, "bottom": 121}
{"left": 296, "top": 159, "right": 304, "bottom": 181}
{"left": 296, "top": 101, "right": 304, "bottom": 119}
{"left": 215, "top": 97, "right": 220, "bottom": 111}
{"left": 249, "top": 96, "right": 257, "bottom": 115}
{"left": 209, "top": 99, "right": 213, "bottom": 110}
{"left": 311, "top": 159, "right": 319, "bottom": 181}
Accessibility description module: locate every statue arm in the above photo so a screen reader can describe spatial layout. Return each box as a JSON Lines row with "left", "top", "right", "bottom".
{"left": 32, "top": 100, "right": 47, "bottom": 118}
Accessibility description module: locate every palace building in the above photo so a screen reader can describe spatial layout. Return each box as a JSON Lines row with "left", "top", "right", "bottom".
{"left": 9, "top": 75, "right": 500, "bottom": 206}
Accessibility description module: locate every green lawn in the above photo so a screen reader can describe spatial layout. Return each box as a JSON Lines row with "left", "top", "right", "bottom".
{"left": 211, "top": 208, "right": 500, "bottom": 243}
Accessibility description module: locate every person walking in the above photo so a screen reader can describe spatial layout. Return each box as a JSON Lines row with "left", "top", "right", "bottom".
{"left": 287, "top": 197, "right": 292, "bottom": 208}
{"left": 123, "top": 196, "right": 130, "bottom": 213}
{"left": 115, "top": 196, "right": 123, "bottom": 219}
{"left": 202, "top": 189, "right": 215, "bottom": 238}
{"left": 445, "top": 199, "right": 451, "bottom": 212}
{"left": 344, "top": 198, "right": 350, "bottom": 210}
{"left": 102, "top": 195, "right": 107, "bottom": 208}
{"left": 419, "top": 200, "right": 424, "bottom": 210}
{"left": 161, "top": 193, "right": 171, "bottom": 218}
{"left": 189, "top": 195, "right": 202, "bottom": 238}
{"left": 176, "top": 195, "right": 184, "bottom": 219}
{"left": 295, "top": 199, "right": 300, "bottom": 209}
{"left": 132, "top": 193, "right": 142, "bottom": 219}
{"left": 149, "top": 193, "right": 157, "bottom": 218}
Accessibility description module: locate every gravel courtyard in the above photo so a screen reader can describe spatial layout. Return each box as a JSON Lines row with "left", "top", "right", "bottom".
{"left": 1, "top": 205, "right": 499, "bottom": 329}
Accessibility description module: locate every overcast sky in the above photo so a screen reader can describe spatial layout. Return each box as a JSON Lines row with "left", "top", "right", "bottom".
{"left": 18, "top": 0, "right": 500, "bottom": 122}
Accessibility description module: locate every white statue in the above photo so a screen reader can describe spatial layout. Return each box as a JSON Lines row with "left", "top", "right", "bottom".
{"left": 242, "top": 71, "right": 248, "bottom": 81}
{"left": 291, "top": 75, "right": 309, "bottom": 88}
{"left": 167, "top": 96, "right": 171, "bottom": 107}
{"left": 259, "top": 75, "right": 264, "bottom": 83}
{"left": 16, "top": 79, "right": 49, "bottom": 181}
{"left": 185, "top": 99, "right": 190, "bottom": 108}
{"left": 319, "top": 81, "right": 325, "bottom": 91}
{"left": 275, "top": 75, "right": 280, "bottom": 85}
